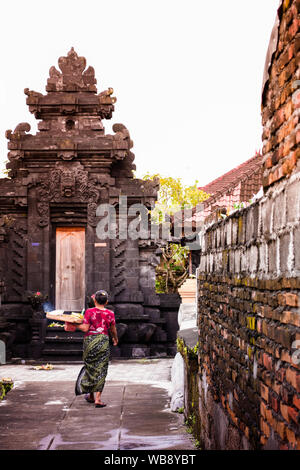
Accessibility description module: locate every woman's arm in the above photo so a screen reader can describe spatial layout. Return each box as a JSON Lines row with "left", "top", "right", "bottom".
{"left": 64, "top": 322, "right": 90, "bottom": 333}
{"left": 110, "top": 323, "right": 118, "bottom": 346}
{"left": 76, "top": 323, "right": 90, "bottom": 333}
{"left": 76, "top": 309, "right": 91, "bottom": 333}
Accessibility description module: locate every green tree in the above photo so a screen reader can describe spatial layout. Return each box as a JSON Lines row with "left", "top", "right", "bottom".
{"left": 142, "top": 173, "right": 209, "bottom": 222}
{"left": 155, "top": 243, "right": 190, "bottom": 293}
{"left": 142, "top": 174, "right": 210, "bottom": 293}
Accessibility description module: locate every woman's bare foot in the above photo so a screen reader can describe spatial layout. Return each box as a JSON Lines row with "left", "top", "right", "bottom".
{"left": 94, "top": 391, "right": 106, "bottom": 407}
{"left": 95, "top": 401, "right": 107, "bottom": 408}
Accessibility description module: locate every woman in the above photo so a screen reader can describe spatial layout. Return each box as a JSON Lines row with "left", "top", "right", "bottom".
{"left": 65, "top": 290, "right": 118, "bottom": 408}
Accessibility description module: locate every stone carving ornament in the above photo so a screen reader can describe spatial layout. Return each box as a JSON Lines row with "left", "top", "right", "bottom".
{"left": 35, "top": 163, "right": 103, "bottom": 227}
{"left": 47, "top": 47, "right": 97, "bottom": 92}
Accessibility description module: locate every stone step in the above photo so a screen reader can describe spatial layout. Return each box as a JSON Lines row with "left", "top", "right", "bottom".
{"left": 42, "top": 348, "right": 83, "bottom": 356}
{"left": 41, "top": 354, "right": 83, "bottom": 362}
{"left": 46, "top": 326, "right": 83, "bottom": 333}
{"left": 45, "top": 336, "right": 84, "bottom": 342}
{"left": 45, "top": 331, "right": 113, "bottom": 340}
{"left": 43, "top": 341, "right": 83, "bottom": 351}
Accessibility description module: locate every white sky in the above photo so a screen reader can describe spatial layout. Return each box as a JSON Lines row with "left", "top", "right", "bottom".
{"left": 0, "top": 0, "right": 279, "bottom": 187}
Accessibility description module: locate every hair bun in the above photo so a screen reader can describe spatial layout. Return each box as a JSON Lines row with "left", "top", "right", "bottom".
{"left": 94, "top": 290, "right": 108, "bottom": 305}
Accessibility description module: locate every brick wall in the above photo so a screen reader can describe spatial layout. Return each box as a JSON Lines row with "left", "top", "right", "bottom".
{"left": 195, "top": 0, "right": 300, "bottom": 450}
{"left": 262, "top": 0, "right": 300, "bottom": 189}
{"left": 197, "top": 188, "right": 300, "bottom": 449}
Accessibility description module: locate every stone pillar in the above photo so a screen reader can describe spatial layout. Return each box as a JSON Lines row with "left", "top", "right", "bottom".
{"left": 178, "top": 278, "right": 197, "bottom": 330}
{"left": 28, "top": 317, "right": 48, "bottom": 359}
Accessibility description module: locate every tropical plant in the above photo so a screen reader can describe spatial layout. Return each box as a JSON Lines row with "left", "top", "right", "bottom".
{"left": 142, "top": 174, "right": 209, "bottom": 293}
{"left": 155, "top": 243, "right": 189, "bottom": 293}
{"left": 27, "top": 291, "right": 48, "bottom": 311}
{"left": 142, "top": 173, "right": 209, "bottom": 222}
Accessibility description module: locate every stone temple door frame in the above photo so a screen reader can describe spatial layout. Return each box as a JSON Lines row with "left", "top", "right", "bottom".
{"left": 26, "top": 161, "right": 111, "bottom": 310}
{"left": 55, "top": 227, "right": 85, "bottom": 311}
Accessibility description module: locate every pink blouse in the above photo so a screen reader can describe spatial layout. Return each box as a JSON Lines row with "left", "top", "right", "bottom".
{"left": 82, "top": 307, "right": 116, "bottom": 337}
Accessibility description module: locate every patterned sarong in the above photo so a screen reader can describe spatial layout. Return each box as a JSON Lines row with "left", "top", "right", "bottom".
{"left": 75, "top": 334, "right": 110, "bottom": 395}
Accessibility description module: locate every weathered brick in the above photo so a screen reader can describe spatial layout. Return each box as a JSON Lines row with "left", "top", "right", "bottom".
{"left": 293, "top": 394, "right": 300, "bottom": 409}
{"left": 269, "top": 242, "right": 279, "bottom": 275}
{"left": 278, "top": 292, "right": 299, "bottom": 307}
{"left": 261, "top": 197, "right": 273, "bottom": 235}
{"left": 265, "top": 406, "right": 274, "bottom": 427}
{"left": 288, "top": 406, "right": 299, "bottom": 424}
{"left": 275, "top": 324, "right": 295, "bottom": 348}
{"left": 281, "top": 310, "right": 300, "bottom": 327}
{"left": 287, "top": 181, "right": 300, "bottom": 223}
{"left": 275, "top": 419, "right": 287, "bottom": 441}
{"left": 288, "top": 19, "right": 299, "bottom": 40}
{"left": 260, "top": 417, "right": 271, "bottom": 438}
{"left": 263, "top": 353, "right": 274, "bottom": 371}
{"left": 281, "top": 384, "right": 294, "bottom": 404}
{"left": 294, "top": 226, "right": 300, "bottom": 271}
{"left": 273, "top": 191, "right": 286, "bottom": 230}
{"left": 261, "top": 382, "right": 270, "bottom": 402}
{"left": 260, "top": 400, "right": 268, "bottom": 420}
{"left": 280, "top": 402, "right": 290, "bottom": 422}
{"left": 270, "top": 393, "right": 280, "bottom": 412}
{"left": 286, "top": 428, "right": 297, "bottom": 447}
{"left": 286, "top": 368, "right": 300, "bottom": 392}
{"left": 275, "top": 367, "right": 286, "bottom": 383}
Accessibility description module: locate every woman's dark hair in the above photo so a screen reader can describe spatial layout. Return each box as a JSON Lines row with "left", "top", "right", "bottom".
{"left": 94, "top": 290, "right": 108, "bottom": 305}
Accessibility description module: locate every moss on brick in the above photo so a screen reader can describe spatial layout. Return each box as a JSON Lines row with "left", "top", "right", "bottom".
{"left": 177, "top": 334, "right": 201, "bottom": 443}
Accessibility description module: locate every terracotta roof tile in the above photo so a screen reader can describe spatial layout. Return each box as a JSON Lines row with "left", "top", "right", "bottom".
{"left": 174, "top": 153, "right": 263, "bottom": 232}
{"left": 179, "top": 153, "right": 263, "bottom": 226}
{"left": 198, "top": 153, "right": 262, "bottom": 197}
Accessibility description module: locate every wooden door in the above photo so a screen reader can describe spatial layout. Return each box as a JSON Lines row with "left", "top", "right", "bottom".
{"left": 55, "top": 228, "right": 85, "bottom": 311}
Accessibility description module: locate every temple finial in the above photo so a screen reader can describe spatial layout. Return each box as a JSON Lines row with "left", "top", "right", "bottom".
{"left": 46, "top": 48, "right": 97, "bottom": 92}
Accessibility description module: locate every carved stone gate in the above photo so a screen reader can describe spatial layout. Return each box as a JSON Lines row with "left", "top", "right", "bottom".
{"left": 0, "top": 48, "right": 180, "bottom": 360}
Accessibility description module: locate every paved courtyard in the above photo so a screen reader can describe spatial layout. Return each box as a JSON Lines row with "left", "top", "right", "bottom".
{"left": 0, "top": 358, "right": 197, "bottom": 451}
